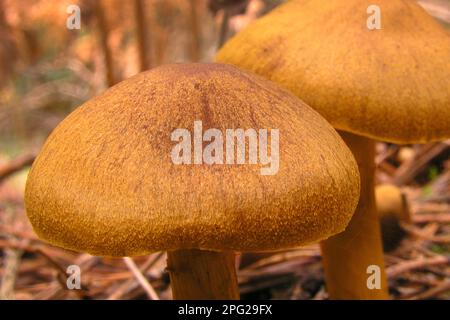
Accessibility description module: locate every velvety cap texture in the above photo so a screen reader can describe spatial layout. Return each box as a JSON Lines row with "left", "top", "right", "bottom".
{"left": 25, "top": 63, "right": 359, "bottom": 257}
{"left": 216, "top": 0, "right": 450, "bottom": 144}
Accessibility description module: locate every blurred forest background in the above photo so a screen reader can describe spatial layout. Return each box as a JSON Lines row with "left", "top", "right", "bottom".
{"left": 0, "top": 0, "right": 449, "bottom": 300}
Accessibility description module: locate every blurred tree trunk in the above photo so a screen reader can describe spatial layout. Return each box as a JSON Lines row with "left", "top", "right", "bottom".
{"left": 134, "top": 0, "right": 151, "bottom": 71}
{"left": 95, "top": 0, "right": 116, "bottom": 86}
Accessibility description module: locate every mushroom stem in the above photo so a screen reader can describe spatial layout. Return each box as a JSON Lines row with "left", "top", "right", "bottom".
{"left": 167, "top": 249, "right": 239, "bottom": 300}
{"left": 320, "top": 132, "right": 389, "bottom": 299}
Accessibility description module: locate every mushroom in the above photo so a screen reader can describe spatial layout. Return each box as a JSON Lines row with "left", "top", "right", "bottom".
{"left": 25, "top": 63, "right": 360, "bottom": 299}
{"left": 397, "top": 147, "right": 415, "bottom": 164}
{"left": 216, "top": 0, "right": 450, "bottom": 299}
{"left": 376, "top": 184, "right": 410, "bottom": 252}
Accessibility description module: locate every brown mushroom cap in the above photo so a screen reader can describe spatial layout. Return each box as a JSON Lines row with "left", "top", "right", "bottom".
{"left": 25, "top": 63, "right": 359, "bottom": 257}
{"left": 216, "top": 0, "right": 450, "bottom": 144}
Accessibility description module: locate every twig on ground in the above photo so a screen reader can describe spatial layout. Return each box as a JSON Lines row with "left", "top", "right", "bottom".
{"left": 0, "top": 153, "right": 36, "bottom": 183}
{"left": 107, "top": 252, "right": 164, "bottom": 299}
{"left": 408, "top": 280, "right": 450, "bottom": 300}
{"left": 123, "top": 257, "right": 159, "bottom": 300}
{"left": 387, "top": 255, "right": 450, "bottom": 278}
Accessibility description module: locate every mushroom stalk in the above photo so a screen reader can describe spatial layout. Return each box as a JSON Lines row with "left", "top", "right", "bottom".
{"left": 167, "top": 249, "right": 239, "bottom": 300}
{"left": 320, "top": 132, "right": 389, "bottom": 299}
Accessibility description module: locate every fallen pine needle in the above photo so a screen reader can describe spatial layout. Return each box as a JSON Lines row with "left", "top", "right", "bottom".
{"left": 123, "top": 257, "right": 159, "bottom": 300}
